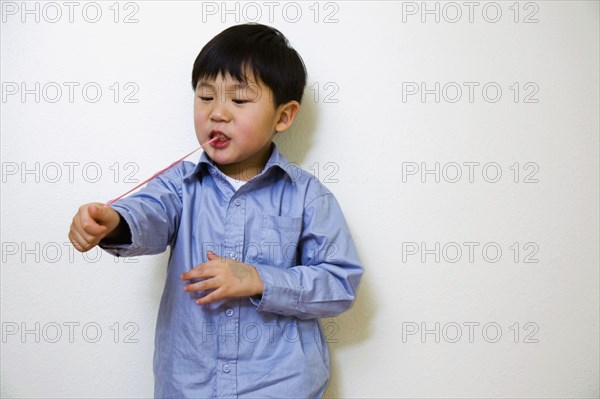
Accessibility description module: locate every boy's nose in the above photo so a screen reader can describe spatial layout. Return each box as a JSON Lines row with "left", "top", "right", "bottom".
{"left": 209, "top": 102, "right": 231, "bottom": 122}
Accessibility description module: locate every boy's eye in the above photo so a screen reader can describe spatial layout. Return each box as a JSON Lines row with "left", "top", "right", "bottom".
{"left": 232, "top": 99, "right": 249, "bottom": 104}
{"left": 199, "top": 96, "right": 213, "bottom": 101}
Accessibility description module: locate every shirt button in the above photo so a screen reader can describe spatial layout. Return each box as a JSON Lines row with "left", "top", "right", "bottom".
{"left": 230, "top": 252, "right": 236, "bottom": 259}
{"left": 222, "top": 364, "right": 231, "bottom": 373}
{"left": 225, "top": 308, "right": 234, "bottom": 317}
{"left": 234, "top": 199, "right": 241, "bottom": 206}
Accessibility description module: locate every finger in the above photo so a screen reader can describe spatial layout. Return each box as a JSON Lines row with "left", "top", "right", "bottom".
{"left": 69, "top": 228, "right": 97, "bottom": 252}
{"left": 68, "top": 230, "right": 85, "bottom": 252}
{"left": 195, "top": 288, "right": 224, "bottom": 305}
{"left": 71, "top": 224, "right": 100, "bottom": 251}
{"left": 207, "top": 250, "right": 220, "bottom": 261}
{"left": 72, "top": 213, "right": 103, "bottom": 244}
{"left": 181, "top": 261, "right": 220, "bottom": 281}
{"left": 181, "top": 267, "right": 201, "bottom": 281}
{"left": 183, "top": 277, "right": 221, "bottom": 293}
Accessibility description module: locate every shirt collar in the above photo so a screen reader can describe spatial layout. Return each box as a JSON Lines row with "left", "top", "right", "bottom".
{"left": 183, "top": 143, "right": 296, "bottom": 183}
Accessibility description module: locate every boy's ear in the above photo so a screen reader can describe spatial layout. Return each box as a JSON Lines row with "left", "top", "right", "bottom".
{"left": 274, "top": 101, "right": 300, "bottom": 133}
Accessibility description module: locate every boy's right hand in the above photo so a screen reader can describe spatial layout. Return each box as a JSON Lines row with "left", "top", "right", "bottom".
{"left": 68, "top": 203, "right": 121, "bottom": 252}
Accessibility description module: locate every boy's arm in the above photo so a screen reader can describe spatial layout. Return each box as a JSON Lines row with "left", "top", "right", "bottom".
{"left": 97, "top": 163, "right": 187, "bottom": 257}
{"left": 251, "top": 193, "right": 364, "bottom": 320}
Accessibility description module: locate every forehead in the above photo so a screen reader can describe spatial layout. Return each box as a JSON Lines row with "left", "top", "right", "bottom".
{"left": 196, "top": 71, "right": 263, "bottom": 92}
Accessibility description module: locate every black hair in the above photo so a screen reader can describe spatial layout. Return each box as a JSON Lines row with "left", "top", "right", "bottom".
{"left": 191, "top": 23, "right": 307, "bottom": 107}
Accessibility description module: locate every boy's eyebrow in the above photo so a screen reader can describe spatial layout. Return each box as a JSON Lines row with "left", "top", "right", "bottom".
{"left": 197, "top": 81, "right": 216, "bottom": 91}
{"left": 197, "top": 80, "right": 258, "bottom": 93}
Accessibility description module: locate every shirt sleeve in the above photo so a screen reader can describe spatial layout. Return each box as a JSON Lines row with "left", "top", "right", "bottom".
{"left": 251, "top": 193, "right": 364, "bottom": 320}
{"left": 98, "top": 163, "right": 186, "bottom": 257}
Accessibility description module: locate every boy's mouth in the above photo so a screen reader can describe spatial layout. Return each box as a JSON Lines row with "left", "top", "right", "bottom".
{"left": 208, "top": 130, "right": 231, "bottom": 148}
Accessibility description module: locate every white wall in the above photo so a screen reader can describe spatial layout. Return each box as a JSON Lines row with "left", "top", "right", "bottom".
{"left": 1, "top": 1, "right": 598, "bottom": 397}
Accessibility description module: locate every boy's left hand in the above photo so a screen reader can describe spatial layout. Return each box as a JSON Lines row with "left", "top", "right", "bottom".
{"left": 180, "top": 251, "right": 265, "bottom": 304}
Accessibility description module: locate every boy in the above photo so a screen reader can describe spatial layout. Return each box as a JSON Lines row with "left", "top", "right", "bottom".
{"left": 68, "top": 23, "right": 363, "bottom": 398}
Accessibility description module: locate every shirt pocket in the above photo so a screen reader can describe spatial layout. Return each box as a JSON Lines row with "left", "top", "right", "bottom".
{"left": 258, "top": 214, "right": 303, "bottom": 268}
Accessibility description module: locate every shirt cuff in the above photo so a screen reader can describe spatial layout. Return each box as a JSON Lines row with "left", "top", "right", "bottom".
{"left": 250, "top": 264, "right": 301, "bottom": 316}
{"left": 98, "top": 205, "right": 140, "bottom": 257}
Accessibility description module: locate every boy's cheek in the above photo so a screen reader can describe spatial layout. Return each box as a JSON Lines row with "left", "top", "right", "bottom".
{"left": 193, "top": 109, "right": 202, "bottom": 124}
{"left": 192, "top": 102, "right": 204, "bottom": 118}
{"left": 193, "top": 116, "right": 206, "bottom": 138}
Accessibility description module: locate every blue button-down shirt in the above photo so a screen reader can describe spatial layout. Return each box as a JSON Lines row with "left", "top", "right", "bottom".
{"left": 100, "top": 144, "right": 363, "bottom": 398}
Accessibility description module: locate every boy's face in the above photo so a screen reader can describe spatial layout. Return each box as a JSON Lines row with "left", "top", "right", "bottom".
{"left": 194, "top": 72, "right": 297, "bottom": 180}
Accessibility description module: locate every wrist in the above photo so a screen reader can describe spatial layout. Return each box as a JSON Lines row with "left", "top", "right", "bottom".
{"left": 102, "top": 210, "right": 132, "bottom": 245}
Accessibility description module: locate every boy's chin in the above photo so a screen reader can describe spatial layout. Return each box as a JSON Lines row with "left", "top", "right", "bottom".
{"left": 205, "top": 150, "right": 239, "bottom": 166}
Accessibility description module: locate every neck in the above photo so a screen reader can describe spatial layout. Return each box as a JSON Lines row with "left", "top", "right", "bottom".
{"left": 218, "top": 145, "right": 273, "bottom": 181}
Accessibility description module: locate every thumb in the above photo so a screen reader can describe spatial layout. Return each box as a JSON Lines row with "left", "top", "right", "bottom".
{"left": 78, "top": 204, "right": 108, "bottom": 236}
{"left": 88, "top": 204, "right": 106, "bottom": 224}
{"left": 88, "top": 203, "right": 112, "bottom": 225}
